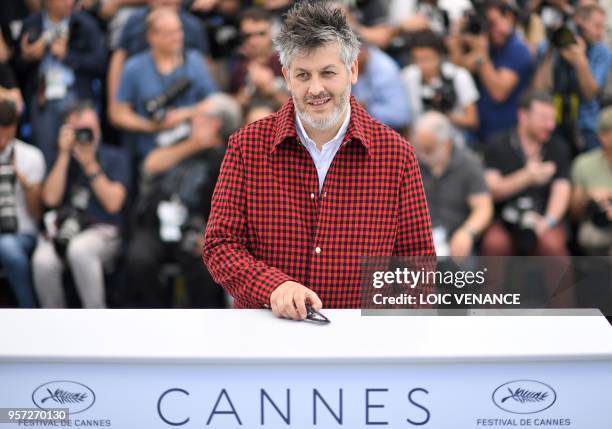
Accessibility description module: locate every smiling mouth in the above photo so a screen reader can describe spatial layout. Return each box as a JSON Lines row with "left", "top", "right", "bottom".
{"left": 307, "top": 97, "right": 331, "bottom": 107}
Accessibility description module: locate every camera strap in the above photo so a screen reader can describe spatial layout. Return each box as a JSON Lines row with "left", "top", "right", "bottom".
{"left": 420, "top": 65, "right": 456, "bottom": 108}
{"left": 0, "top": 143, "right": 15, "bottom": 166}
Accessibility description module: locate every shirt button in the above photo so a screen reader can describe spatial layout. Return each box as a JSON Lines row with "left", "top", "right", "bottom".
{"left": 310, "top": 193, "right": 316, "bottom": 200}
{"left": 314, "top": 247, "right": 322, "bottom": 255}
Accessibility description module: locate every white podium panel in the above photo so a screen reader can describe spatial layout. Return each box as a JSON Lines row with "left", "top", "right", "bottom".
{"left": 0, "top": 309, "right": 611, "bottom": 428}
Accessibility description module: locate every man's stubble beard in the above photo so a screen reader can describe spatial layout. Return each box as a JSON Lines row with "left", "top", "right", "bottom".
{"left": 293, "top": 82, "right": 351, "bottom": 132}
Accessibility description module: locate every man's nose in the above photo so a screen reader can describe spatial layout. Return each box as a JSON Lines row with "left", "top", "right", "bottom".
{"left": 307, "top": 75, "right": 325, "bottom": 96}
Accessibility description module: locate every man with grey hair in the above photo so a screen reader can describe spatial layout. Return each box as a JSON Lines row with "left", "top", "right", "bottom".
{"left": 124, "top": 93, "right": 241, "bottom": 308}
{"left": 203, "top": 1, "right": 435, "bottom": 320}
{"left": 412, "top": 111, "right": 492, "bottom": 259}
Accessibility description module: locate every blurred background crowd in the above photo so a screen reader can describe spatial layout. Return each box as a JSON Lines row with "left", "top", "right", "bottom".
{"left": 0, "top": 0, "right": 610, "bottom": 309}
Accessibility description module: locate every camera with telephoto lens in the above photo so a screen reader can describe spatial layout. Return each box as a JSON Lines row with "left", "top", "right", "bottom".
{"left": 551, "top": 19, "right": 578, "bottom": 49}
{"left": 0, "top": 161, "right": 18, "bottom": 234}
{"left": 501, "top": 196, "right": 539, "bottom": 255}
{"left": 422, "top": 76, "right": 457, "bottom": 113}
{"left": 588, "top": 199, "right": 612, "bottom": 228}
{"left": 462, "top": 0, "right": 487, "bottom": 35}
{"left": 144, "top": 76, "right": 192, "bottom": 122}
{"left": 53, "top": 187, "right": 90, "bottom": 257}
{"left": 74, "top": 127, "right": 94, "bottom": 145}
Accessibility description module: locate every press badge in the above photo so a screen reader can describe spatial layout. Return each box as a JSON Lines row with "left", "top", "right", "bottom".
{"left": 156, "top": 121, "right": 191, "bottom": 147}
{"left": 157, "top": 195, "right": 188, "bottom": 242}
{"left": 44, "top": 67, "right": 68, "bottom": 100}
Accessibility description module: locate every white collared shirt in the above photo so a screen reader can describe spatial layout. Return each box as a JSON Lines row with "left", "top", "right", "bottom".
{"left": 295, "top": 105, "right": 351, "bottom": 193}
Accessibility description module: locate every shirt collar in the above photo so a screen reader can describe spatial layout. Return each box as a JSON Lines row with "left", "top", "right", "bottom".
{"left": 295, "top": 104, "right": 351, "bottom": 152}
{"left": 43, "top": 12, "right": 69, "bottom": 31}
{"left": 272, "top": 96, "right": 371, "bottom": 156}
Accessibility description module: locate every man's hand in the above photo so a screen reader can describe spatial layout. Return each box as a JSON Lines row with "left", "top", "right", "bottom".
{"left": 530, "top": 212, "right": 551, "bottom": 236}
{"left": 559, "top": 36, "right": 587, "bottom": 67}
{"left": 159, "top": 108, "right": 193, "bottom": 130}
{"left": 449, "top": 228, "right": 474, "bottom": 261}
{"left": 21, "top": 32, "right": 46, "bottom": 61}
{"left": 469, "top": 34, "right": 489, "bottom": 58}
{"left": 50, "top": 36, "right": 68, "bottom": 61}
{"left": 587, "top": 187, "right": 612, "bottom": 205}
{"left": 247, "top": 62, "right": 276, "bottom": 95}
{"left": 270, "top": 281, "right": 323, "bottom": 320}
{"left": 72, "top": 142, "right": 99, "bottom": 175}
{"left": 525, "top": 160, "right": 556, "bottom": 186}
{"left": 58, "top": 125, "right": 76, "bottom": 154}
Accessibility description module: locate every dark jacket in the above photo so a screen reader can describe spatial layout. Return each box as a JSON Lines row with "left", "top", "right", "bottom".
{"left": 15, "top": 11, "right": 106, "bottom": 104}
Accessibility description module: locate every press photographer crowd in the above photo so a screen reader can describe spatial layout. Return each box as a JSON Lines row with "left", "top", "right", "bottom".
{"left": 0, "top": 0, "right": 610, "bottom": 309}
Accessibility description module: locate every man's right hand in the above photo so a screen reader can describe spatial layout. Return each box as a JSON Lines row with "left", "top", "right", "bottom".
{"left": 525, "top": 160, "right": 556, "bottom": 186}
{"left": 270, "top": 281, "right": 323, "bottom": 321}
{"left": 21, "top": 32, "right": 46, "bottom": 62}
{"left": 58, "top": 125, "right": 75, "bottom": 155}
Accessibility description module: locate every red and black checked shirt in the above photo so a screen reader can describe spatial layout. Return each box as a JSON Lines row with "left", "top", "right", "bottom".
{"left": 203, "top": 96, "right": 435, "bottom": 308}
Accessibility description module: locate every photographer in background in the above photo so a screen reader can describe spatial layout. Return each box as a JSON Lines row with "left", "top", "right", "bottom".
{"left": 124, "top": 93, "right": 241, "bottom": 308}
{"left": 15, "top": 0, "right": 106, "bottom": 167}
{"left": 106, "top": 0, "right": 209, "bottom": 119}
{"left": 412, "top": 111, "right": 492, "bottom": 259}
{"left": 113, "top": 7, "right": 217, "bottom": 166}
{"left": 481, "top": 91, "right": 574, "bottom": 307}
{"left": 32, "top": 100, "right": 130, "bottom": 308}
{"left": 481, "top": 91, "right": 571, "bottom": 257}
{"left": 230, "top": 7, "right": 288, "bottom": 109}
{"left": 0, "top": 100, "right": 45, "bottom": 308}
{"left": 570, "top": 106, "right": 612, "bottom": 255}
{"left": 402, "top": 30, "right": 479, "bottom": 136}
{"left": 532, "top": 4, "right": 610, "bottom": 152}
{"left": 448, "top": 0, "right": 533, "bottom": 142}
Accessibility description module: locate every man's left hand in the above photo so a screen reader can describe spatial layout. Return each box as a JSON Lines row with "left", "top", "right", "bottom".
{"left": 72, "top": 143, "right": 99, "bottom": 176}
{"left": 467, "top": 33, "right": 489, "bottom": 58}
{"left": 160, "top": 108, "right": 193, "bottom": 130}
{"left": 560, "top": 36, "right": 588, "bottom": 66}
{"left": 532, "top": 213, "right": 551, "bottom": 237}
{"left": 247, "top": 62, "right": 276, "bottom": 95}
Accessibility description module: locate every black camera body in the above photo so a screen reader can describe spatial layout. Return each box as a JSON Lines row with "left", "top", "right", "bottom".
{"left": 53, "top": 187, "right": 90, "bottom": 257}
{"left": 74, "top": 127, "right": 94, "bottom": 145}
{"left": 551, "top": 23, "right": 578, "bottom": 49}
{"left": 144, "top": 76, "right": 192, "bottom": 122}
{"left": 588, "top": 199, "right": 612, "bottom": 228}
{"left": 0, "top": 162, "right": 18, "bottom": 234}
{"left": 462, "top": 0, "right": 488, "bottom": 35}
{"left": 422, "top": 75, "right": 457, "bottom": 114}
{"left": 464, "top": 12, "right": 487, "bottom": 35}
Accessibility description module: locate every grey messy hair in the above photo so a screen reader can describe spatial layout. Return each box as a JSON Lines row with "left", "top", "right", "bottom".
{"left": 273, "top": 1, "right": 361, "bottom": 70}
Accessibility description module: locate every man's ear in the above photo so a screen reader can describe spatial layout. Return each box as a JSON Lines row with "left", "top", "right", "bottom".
{"left": 350, "top": 59, "right": 359, "bottom": 85}
{"left": 282, "top": 66, "right": 292, "bottom": 92}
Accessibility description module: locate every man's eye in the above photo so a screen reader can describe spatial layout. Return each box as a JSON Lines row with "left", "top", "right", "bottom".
{"left": 296, "top": 73, "right": 308, "bottom": 80}
{"left": 322, "top": 71, "right": 336, "bottom": 76}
